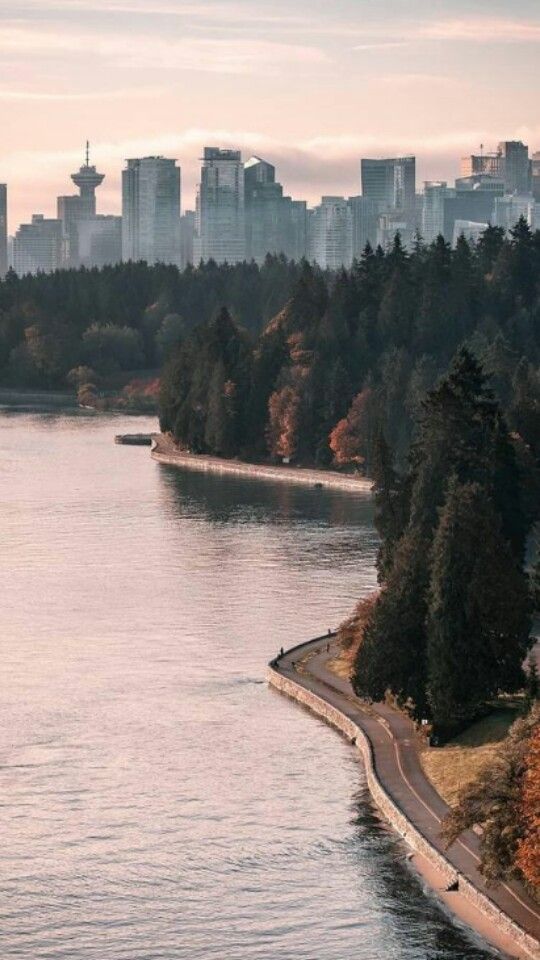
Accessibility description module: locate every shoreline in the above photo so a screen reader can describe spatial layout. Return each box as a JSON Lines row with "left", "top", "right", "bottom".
{"left": 151, "top": 433, "right": 372, "bottom": 493}
{"left": 268, "top": 635, "right": 540, "bottom": 960}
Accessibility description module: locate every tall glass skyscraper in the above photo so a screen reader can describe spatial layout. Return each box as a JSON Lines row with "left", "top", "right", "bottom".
{"left": 194, "top": 148, "right": 245, "bottom": 264}
{"left": 0, "top": 184, "right": 7, "bottom": 277}
{"left": 361, "top": 156, "right": 416, "bottom": 215}
{"left": 122, "top": 156, "right": 181, "bottom": 265}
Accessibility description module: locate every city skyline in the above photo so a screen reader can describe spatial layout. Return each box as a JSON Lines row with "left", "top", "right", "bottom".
{"left": 1, "top": 0, "right": 540, "bottom": 226}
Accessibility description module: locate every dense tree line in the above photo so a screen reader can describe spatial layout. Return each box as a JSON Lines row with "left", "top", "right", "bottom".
{"left": 352, "top": 350, "right": 537, "bottom": 735}
{"left": 0, "top": 257, "right": 301, "bottom": 387}
{"left": 161, "top": 221, "right": 540, "bottom": 472}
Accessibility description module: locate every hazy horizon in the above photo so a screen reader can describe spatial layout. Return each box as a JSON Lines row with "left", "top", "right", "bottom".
{"left": 1, "top": 0, "right": 539, "bottom": 229}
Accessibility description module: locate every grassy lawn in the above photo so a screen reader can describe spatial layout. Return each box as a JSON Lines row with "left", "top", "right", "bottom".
{"left": 420, "top": 707, "right": 519, "bottom": 807}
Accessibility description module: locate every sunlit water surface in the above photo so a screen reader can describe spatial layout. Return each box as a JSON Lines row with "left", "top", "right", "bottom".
{"left": 0, "top": 412, "right": 500, "bottom": 959}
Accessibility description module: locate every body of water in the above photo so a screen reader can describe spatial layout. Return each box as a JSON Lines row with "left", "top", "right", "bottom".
{"left": 0, "top": 412, "right": 500, "bottom": 959}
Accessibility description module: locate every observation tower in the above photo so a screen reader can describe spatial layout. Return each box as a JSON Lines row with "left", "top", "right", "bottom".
{"left": 71, "top": 141, "right": 105, "bottom": 217}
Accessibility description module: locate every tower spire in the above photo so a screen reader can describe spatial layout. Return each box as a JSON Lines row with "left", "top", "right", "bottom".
{"left": 85, "top": 140, "right": 90, "bottom": 167}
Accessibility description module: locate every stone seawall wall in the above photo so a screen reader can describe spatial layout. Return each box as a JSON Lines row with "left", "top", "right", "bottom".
{"left": 151, "top": 437, "right": 372, "bottom": 494}
{"left": 268, "top": 659, "right": 540, "bottom": 960}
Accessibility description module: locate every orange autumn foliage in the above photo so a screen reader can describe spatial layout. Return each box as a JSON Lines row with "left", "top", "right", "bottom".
{"left": 329, "top": 388, "right": 372, "bottom": 466}
{"left": 516, "top": 720, "right": 540, "bottom": 890}
{"left": 267, "top": 385, "right": 301, "bottom": 460}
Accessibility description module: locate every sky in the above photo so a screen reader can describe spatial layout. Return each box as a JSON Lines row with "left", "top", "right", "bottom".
{"left": 1, "top": 0, "right": 539, "bottom": 230}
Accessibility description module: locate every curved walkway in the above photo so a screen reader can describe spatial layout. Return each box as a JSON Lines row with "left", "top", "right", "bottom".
{"left": 269, "top": 635, "right": 540, "bottom": 959}
{"left": 151, "top": 434, "right": 372, "bottom": 493}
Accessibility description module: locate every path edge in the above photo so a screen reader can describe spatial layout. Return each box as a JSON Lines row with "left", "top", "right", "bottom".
{"left": 150, "top": 434, "right": 372, "bottom": 493}
{"left": 268, "top": 637, "right": 540, "bottom": 960}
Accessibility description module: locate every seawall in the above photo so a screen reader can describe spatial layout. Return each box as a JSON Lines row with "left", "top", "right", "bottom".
{"left": 151, "top": 434, "right": 372, "bottom": 493}
{"left": 268, "top": 638, "right": 540, "bottom": 960}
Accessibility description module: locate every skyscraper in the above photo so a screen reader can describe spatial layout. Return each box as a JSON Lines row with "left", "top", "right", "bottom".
{"left": 309, "top": 197, "right": 352, "bottom": 269}
{"left": 361, "top": 156, "right": 416, "bottom": 214}
{"left": 122, "top": 156, "right": 181, "bottom": 265}
{"left": 462, "top": 142, "right": 531, "bottom": 196}
{"left": 348, "top": 196, "right": 379, "bottom": 255}
{"left": 77, "top": 216, "right": 122, "bottom": 268}
{"left": 498, "top": 140, "right": 531, "bottom": 195}
{"left": 194, "top": 148, "right": 245, "bottom": 264}
{"left": 13, "top": 215, "right": 62, "bottom": 275}
{"left": 0, "top": 184, "right": 7, "bottom": 277}
{"left": 532, "top": 152, "right": 540, "bottom": 203}
{"left": 422, "top": 181, "right": 450, "bottom": 243}
{"left": 460, "top": 150, "right": 504, "bottom": 180}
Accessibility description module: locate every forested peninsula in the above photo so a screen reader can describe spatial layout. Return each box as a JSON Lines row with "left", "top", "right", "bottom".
{"left": 159, "top": 222, "right": 540, "bottom": 471}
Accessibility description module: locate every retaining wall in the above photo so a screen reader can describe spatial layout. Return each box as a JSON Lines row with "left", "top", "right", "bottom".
{"left": 268, "top": 650, "right": 540, "bottom": 960}
{"left": 151, "top": 436, "right": 372, "bottom": 494}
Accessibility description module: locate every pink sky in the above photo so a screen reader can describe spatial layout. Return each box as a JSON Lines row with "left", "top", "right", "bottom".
{"left": 1, "top": 0, "right": 539, "bottom": 231}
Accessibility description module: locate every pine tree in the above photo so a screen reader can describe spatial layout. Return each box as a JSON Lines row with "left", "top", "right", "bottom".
{"left": 427, "top": 480, "right": 531, "bottom": 732}
{"left": 370, "top": 429, "right": 409, "bottom": 581}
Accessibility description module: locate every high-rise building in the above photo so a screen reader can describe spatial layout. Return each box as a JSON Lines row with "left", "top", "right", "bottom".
{"left": 309, "top": 197, "right": 352, "bottom": 269}
{"left": 462, "top": 142, "right": 531, "bottom": 196}
{"left": 179, "top": 211, "right": 195, "bottom": 268}
{"left": 452, "top": 220, "right": 489, "bottom": 246}
{"left": 243, "top": 155, "right": 307, "bottom": 263}
{"left": 57, "top": 143, "right": 106, "bottom": 267}
{"left": 442, "top": 184, "right": 501, "bottom": 244}
{"left": 361, "top": 156, "right": 416, "bottom": 215}
{"left": 494, "top": 195, "right": 536, "bottom": 232}
{"left": 422, "top": 181, "right": 450, "bottom": 243}
{"left": 348, "top": 196, "right": 379, "bottom": 255}
{"left": 284, "top": 200, "right": 308, "bottom": 261}
{"left": 532, "top": 152, "right": 540, "bottom": 203}
{"left": 498, "top": 140, "right": 531, "bottom": 195}
{"left": 77, "top": 216, "right": 122, "bottom": 268}
{"left": 122, "top": 156, "right": 181, "bottom": 265}
{"left": 377, "top": 211, "right": 415, "bottom": 249}
{"left": 460, "top": 150, "right": 504, "bottom": 180}
{"left": 244, "top": 156, "right": 284, "bottom": 263}
{"left": 0, "top": 184, "right": 7, "bottom": 277}
{"left": 13, "top": 214, "right": 62, "bottom": 275}
{"left": 194, "top": 148, "right": 245, "bottom": 263}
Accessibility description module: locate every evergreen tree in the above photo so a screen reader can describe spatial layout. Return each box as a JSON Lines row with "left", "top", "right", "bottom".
{"left": 427, "top": 480, "right": 531, "bottom": 732}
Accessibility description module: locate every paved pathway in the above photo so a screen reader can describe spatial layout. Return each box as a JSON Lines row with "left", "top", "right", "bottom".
{"left": 277, "top": 637, "right": 540, "bottom": 944}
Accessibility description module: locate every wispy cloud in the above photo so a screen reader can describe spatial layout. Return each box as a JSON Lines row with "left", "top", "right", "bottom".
{"left": 13, "top": 0, "right": 307, "bottom": 26}
{"left": 352, "top": 16, "right": 540, "bottom": 50}
{"left": 0, "top": 25, "right": 328, "bottom": 73}
{"left": 419, "top": 17, "right": 540, "bottom": 43}
{"left": 0, "top": 85, "right": 161, "bottom": 101}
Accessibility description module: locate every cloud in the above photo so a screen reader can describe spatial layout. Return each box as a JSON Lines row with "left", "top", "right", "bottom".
{"left": 13, "top": 0, "right": 308, "bottom": 26}
{"left": 0, "top": 25, "right": 328, "bottom": 73}
{"left": 352, "top": 16, "right": 540, "bottom": 50}
{"left": 419, "top": 17, "right": 540, "bottom": 43}
{"left": 0, "top": 86, "right": 161, "bottom": 101}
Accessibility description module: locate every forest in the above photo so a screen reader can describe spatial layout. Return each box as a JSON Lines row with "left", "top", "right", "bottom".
{"left": 160, "top": 221, "right": 540, "bottom": 472}
{"left": 0, "top": 257, "right": 301, "bottom": 389}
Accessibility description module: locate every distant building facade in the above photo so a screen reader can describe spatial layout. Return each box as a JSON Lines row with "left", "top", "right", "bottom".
{"left": 309, "top": 196, "right": 352, "bottom": 269}
{"left": 498, "top": 140, "right": 531, "bottom": 195}
{"left": 13, "top": 215, "right": 62, "bottom": 275}
{"left": 0, "top": 184, "right": 7, "bottom": 277}
{"left": 194, "top": 148, "right": 245, "bottom": 263}
{"left": 179, "top": 211, "right": 195, "bottom": 268}
{"left": 461, "top": 142, "right": 530, "bottom": 197}
{"left": 532, "top": 152, "right": 540, "bottom": 203}
{"left": 77, "top": 215, "right": 122, "bottom": 268}
{"left": 422, "top": 181, "right": 449, "bottom": 243}
{"left": 361, "top": 156, "right": 416, "bottom": 216}
{"left": 122, "top": 156, "right": 181, "bottom": 265}
{"left": 348, "top": 195, "right": 379, "bottom": 255}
